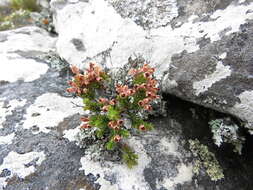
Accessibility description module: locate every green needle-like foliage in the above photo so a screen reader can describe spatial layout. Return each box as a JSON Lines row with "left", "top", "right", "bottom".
{"left": 67, "top": 62, "right": 160, "bottom": 167}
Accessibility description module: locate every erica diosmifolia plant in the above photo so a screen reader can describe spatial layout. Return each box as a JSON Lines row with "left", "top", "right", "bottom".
{"left": 67, "top": 62, "right": 161, "bottom": 168}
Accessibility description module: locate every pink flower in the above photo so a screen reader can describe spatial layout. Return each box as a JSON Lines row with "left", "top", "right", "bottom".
{"left": 71, "top": 65, "right": 80, "bottom": 74}
{"left": 113, "top": 135, "right": 121, "bottom": 142}
{"left": 139, "top": 125, "right": 146, "bottom": 131}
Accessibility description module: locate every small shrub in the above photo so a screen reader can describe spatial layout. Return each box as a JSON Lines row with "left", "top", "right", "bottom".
{"left": 67, "top": 62, "right": 161, "bottom": 168}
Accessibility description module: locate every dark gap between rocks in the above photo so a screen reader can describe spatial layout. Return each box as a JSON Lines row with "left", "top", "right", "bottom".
{"left": 161, "top": 93, "right": 253, "bottom": 189}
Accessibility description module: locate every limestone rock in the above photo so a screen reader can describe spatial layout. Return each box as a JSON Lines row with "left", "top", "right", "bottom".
{"left": 0, "top": 24, "right": 252, "bottom": 189}
{"left": 0, "top": 26, "right": 56, "bottom": 83}
{"left": 51, "top": 0, "right": 253, "bottom": 132}
{"left": 1, "top": 61, "right": 253, "bottom": 189}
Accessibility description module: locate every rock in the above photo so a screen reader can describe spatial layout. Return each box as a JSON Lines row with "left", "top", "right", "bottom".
{"left": 0, "top": 26, "right": 56, "bottom": 83}
{"left": 0, "top": 0, "right": 9, "bottom": 7}
{"left": 51, "top": 0, "right": 253, "bottom": 132}
{"left": 0, "top": 0, "right": 252, "bottom": 189}
{"left": 0, "top": 25, "right": 253, "bottom": 189}
{"left": 38, "top": 0, "right": 50, "bottom": 9}
{"left": 1, "top": 58, "right": 253, "bottom": 189}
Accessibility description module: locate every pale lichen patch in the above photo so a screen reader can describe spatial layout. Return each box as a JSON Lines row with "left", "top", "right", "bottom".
{"left": 193, "top": 61, "right": 231, "bottom": 96}
{"left": 0, "top": 99, "right": 26, "bottom": 128}
{"left": 161, "top": 163, "right": 193, "bottom": 188}
{"left": 80, "top": 137, "right": 151, "bottom": 190}
{"left": 63, "top": 126, "right": 80, "bottom": 142}
{"left": 0, "top": 133, "right": 15, "bottom": 145}
{"left": 53, "top": 0, "right": 253, "bottom": 79}
{"left": 22, "top": 93, "right": 84, "bottom": 134}
{"left": 229, "top": 90, "right": 253, "bottom": 134}
{"left": 107, "top": 0, "right": 179, "bottom": 29}
{"left": 0, "top": 53, "right": 49, "bottom": 83}
{"left": 0, "top": 26, "right": 56, "bottom": 53}
{"left": 219, "top": 52, "right": 227, "bottom": 59}
{"left": 162, "top": 73, "right": 178, "bottom": 91}
{"left": 0, "top": 151, "right": 46, "bottom": 189}
{"left": 159, "top": 137, "right": 179, "bottom": 156}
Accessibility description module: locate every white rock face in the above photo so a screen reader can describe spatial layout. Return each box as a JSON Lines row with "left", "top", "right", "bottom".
{"left": 51, "top": 0, "right": 253, "bottom": 78}
{"left": 23, "top": 93, "right": 84, "bottom": 133}
{"left": 51, "top": 0, "right": 253, "bottom": 128}
{"left": 63, "top": 126, "right": 80, "bottom": 142}
{"left": 38, "top": 0, "right": 49, "bottom": 8}
{"left": 0, "top": 53, "right": 49, "bottom": 82}
{"left": 80, "top": 135, "right": 193, "bottom": 190}
{"left": 229, "top": 91, "right": 253, "bottom": 134}
{"left": 0, "top": 133, "right": 15, "bottom": 145}
{"left": 0, "top": 26, "right": 55, "bottom": 53}
{"left": 107, "top": 0, "right": 179, "bottom": 29}
{"left": 0, "top": 151, "right": 45, "bottom": 189}
{"left": 80, "top": 137, "right": 152, "bottom": 190}
{"left": 0, "top": 26, "right": 56, "bottom": 83}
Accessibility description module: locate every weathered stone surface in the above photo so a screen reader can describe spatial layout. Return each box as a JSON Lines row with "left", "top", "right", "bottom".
{"left": 1, "top": 60, "right": 253, "bottom": 189}
{"left": 0, "top": 0, "right": 253, "bottom": 189}
{"left": 0, "top": 25, "right": 253, "bottom": 190}
{"left": 0, "top": 26, "right": 56, "bottom": 83}
{"left": 51, "top": 0, "right": 253, "bottom": 132}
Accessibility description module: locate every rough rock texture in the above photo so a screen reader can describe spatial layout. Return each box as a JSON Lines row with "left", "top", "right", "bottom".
{"left": 1, "top": 26, "right": 253, "bottom": 190}
{"left": 51, "top": 0, "right": 253, "bottom": 132}
{"left": 0, "top": 26, "right": 56, "bottom": 83}
{"left": 1, "top": 42, "right": 253, "bottom": 189}
{"left": 1, "top": 0, "right": 253, "bottom": 189}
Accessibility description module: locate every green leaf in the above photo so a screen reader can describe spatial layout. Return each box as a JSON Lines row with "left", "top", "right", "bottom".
{"left": 121, "top": 145, "right": 138, "bottom": 168}
{"left": 107, "top": 106, "right": 120, "bottom": 120}
{"left": 83, "top": 98, "right": 102, "bottom": 112}
{"left": 120, "top": 129, "right": 130, "bottom": 138}
{"left": 106, "top": 140, "right": 116, "bottom": 150}
{"left": 133, "top": 73, "right": 147, "bottom": 85}
{"left": 117, "top": 96, "right": 130, "bottom": 110}
{"left": 143, "top": 122, "right": 154, "bottom": 130}
{"left": 96, "top": 129, "right": 104, "bottom": 138}
{"left": 89, "top": 115, "right": 109, "bottom": 128}
{"left": 131, "top": 89, "right": 146, "bottom": 109}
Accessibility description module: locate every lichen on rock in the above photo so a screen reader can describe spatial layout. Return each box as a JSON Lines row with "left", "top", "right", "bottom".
{"left": 189, "top": 139, "right": 224, "bottom": 181}
{"left": 209, "top": 118, "right": 245, "bottom": 155}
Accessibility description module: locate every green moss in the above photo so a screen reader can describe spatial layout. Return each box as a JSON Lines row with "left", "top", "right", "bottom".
{"left": 189, "top": 139, "right": 224, "bottom": 181}
{"left": 133, "top": 73, "right": 147, "bottom": 85}
{"left": 11, "top": 0, "right": 40, "bottom": 12}
{"left": 107, "top": 106, "right": 120, "bottom": 120}
{"left": 121, "top": 144, "right": 138, "bottom": 168}
{"left": 0, "top": 9, "right": 31, "bottom": 31}
{"left": 83, "top": 98, "right": 102, "bottom": 112}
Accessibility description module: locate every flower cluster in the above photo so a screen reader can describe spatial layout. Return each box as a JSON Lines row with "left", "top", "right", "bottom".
{"left": 67, "top": 62, "right": 160, "bottom": 168}
{"left": 67, "top": 63, "right": 107, "bottom": 96}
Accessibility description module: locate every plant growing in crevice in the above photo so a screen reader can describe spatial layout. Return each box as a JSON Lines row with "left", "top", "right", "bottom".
{"left": 189, "top": 139, "right": 224, "bottom": 181}
{"left": 209, "top": 118, "right": 245, "bottom": 155}
{"left": 67, "top": 61, "right": 163, "bottom": 168}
